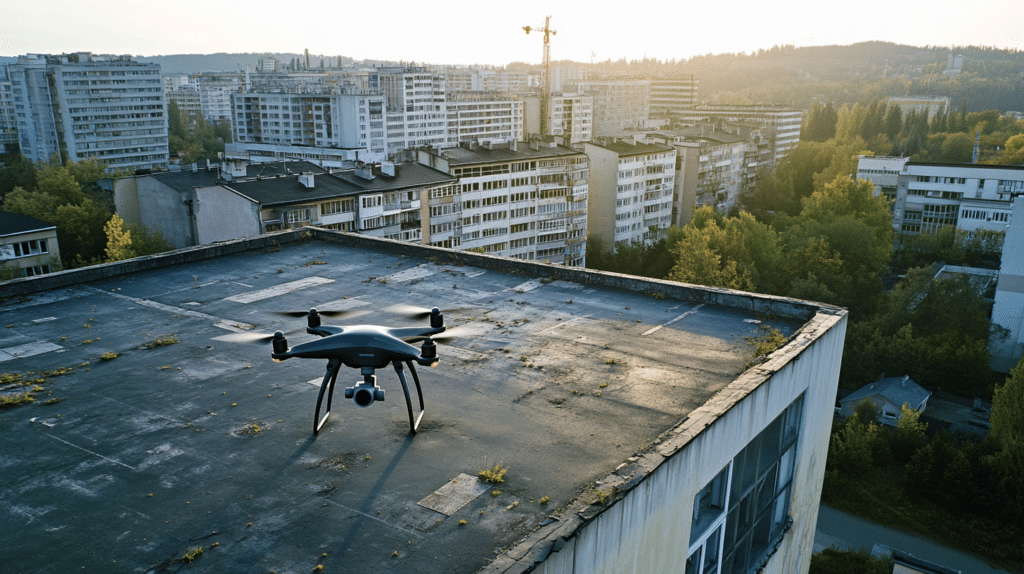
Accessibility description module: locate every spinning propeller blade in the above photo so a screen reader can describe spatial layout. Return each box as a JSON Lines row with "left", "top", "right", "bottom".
{"left": 215, "top": 328, "right": 300, "bottom": 344}
{"left": 402, "top": 325, "right": 470, "bottom": 344}
{"left": 270, "top": 309, "right": 363, "bottom": 319}
{"left": 386, "top": 304, "right": 479, "bottom": 321}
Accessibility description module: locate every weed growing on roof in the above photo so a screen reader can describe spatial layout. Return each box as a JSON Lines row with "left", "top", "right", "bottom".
{"left": 181, "top": 547, "right": 204, "bottom": 563}
{"left": 143, "top": 335, "right": 178, "bottom": 349}
{"left": 478, "top": 463, "right": 508, "bottom": 484}
{"left": 743, "top": 326, "right": 786, "bottom": 370}
{"left": 1, "top": 392, "right": 34, "bottom": 408}
{"left": 100, "top": 352, "right": 120, "bottom": 361}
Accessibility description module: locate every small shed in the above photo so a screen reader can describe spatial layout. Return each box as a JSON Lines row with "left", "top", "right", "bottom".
{"left": 839, "top": 375, "right": 931, "bottom": 426}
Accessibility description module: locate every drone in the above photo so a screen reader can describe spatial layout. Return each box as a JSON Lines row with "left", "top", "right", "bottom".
{"left": 226, "top": 305, "right": 457, "bottom": 435}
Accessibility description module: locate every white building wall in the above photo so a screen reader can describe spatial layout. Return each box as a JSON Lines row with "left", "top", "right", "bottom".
{"left": 535, "top": 310, "right": 847, "bottom": 574}
{"left": 990, "top": 199, "right": 1024, "bottom": 371}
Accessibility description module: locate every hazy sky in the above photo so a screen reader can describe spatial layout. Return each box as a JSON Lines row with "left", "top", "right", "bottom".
{"left": 3, "top": 0, "right": 1023, "bottom": 66}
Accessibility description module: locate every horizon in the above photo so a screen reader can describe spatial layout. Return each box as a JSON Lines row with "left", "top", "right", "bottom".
{"left": 3, "top": 0, "right": 1023, "bottom": 67}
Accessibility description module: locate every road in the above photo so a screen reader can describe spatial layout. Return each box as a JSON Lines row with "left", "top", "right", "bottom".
{"left": 815, "top": 505, "right": 1014, "bottom": 574}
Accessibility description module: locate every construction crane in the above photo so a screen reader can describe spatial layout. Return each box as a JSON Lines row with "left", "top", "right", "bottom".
{"left": 523, "top": 16, "right": 556, "bottom": 137}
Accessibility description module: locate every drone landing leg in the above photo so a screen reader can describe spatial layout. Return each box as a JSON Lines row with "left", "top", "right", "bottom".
{"left": 393, "top": 361, "right": 425, "bottom": 433}
{"left": 314, "top": 358, "right": 342, "bottom": 435}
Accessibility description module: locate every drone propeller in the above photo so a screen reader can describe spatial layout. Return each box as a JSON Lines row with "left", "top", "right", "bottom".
{"left": 402, "top": 324, "right": 470, "bottom": 344}
{"left": 270, "top": 309, "right": 364, "bottom": 319}
{"left": 386, "top": 304, "right": 482, "bottom": 321}
{"left": 215, "top": 328, "right": 300, "bottom": 344}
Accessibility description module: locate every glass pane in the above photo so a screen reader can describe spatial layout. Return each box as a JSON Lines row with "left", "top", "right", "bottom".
{"left": 757, "top": 463, "right": 778, "bottom": 511}
{"left": 784, "top": 395, "right": 803, "bottom": 447}
{"left": 778, "top": 447, "right": 794, "bottom": 494}
{"left": 758, "top": 417, "right": 782, "bottom": 476}
{"left": 752, "top": 513, "right": 772, "bottom": 557}
{"left": 772, "top": 490, "right": 788, "bottom": 530}
{"left": 704, "top": 526, "right": 721, "bottom": 574}
{"left": 686, "top": 547, "right": 702, "bottom": 574}
{"left": 692, "top": 465, "right": 729, "bottom": 544}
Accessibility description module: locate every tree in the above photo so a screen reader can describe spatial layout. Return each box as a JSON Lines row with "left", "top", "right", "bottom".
{"left": 104, "top": 213, "right": 135, "bottom": 262}
{"left": 893, "top": 403, "right": 928, "bottom": 462}
{"left": 809, "top": 548, "right": 891, "bottom": 574}
{"left": 989, "top": 355, "right": 1024, "bottom": 515}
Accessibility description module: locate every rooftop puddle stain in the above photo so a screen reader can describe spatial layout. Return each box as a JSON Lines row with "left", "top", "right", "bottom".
{"left": 418, "top": 473, "right": 491, "bottom": 516}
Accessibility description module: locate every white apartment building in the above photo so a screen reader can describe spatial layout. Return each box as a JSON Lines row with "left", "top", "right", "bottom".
{"left": 445, "top": 93, "right": 523, "bottom": 146}
{"left": 673, "top": 104, "right": 802, "bottom": 165}
{"left": 887, "top": 161, "right": 1024, "bottom": 235}
{"left": 232, "top": 68, "right": 522, "bottom": 163}
{"left": 646, "top": 122, "right": 769, "bottom": 224}
{"left": 417, "top": 140, "right": 589, "bottom": 266}
{"left": 887, "top": 96, "right": 949, "bottom": 118}
{"left": 855, "top": 155, "right": 909, "bottom": 203}
{"left": 0, "top": 70, "right": 17, "bottom": 152}
{"left": 584, "top": 139, "right": 676, "bottom": 248}
{"left": 649, "top": 76, "right": 700, "bottom": 117}
{"left": 521, "top": 92, "right": 593, "bottom": 144}
{"left": 195, "top": 73, "right": 243, "bottom": 124}
{"left": 4, "top": 52, "right": 168, "bottom": 173}
{"left": 572, "top": 80, "right": 650, "bottom": 137}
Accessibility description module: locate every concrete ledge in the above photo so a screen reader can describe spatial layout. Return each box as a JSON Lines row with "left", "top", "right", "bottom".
{"left": 1, "top": 227, "right": 842, "bottom": 323}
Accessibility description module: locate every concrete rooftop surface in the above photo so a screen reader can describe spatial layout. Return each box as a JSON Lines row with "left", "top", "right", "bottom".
{"left": 0, "top": 231, "right": 817, "bottom": 573}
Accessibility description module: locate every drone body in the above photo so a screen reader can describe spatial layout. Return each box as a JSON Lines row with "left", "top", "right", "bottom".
{"left": 255, "top": 307, "right": 451, "bottom": 435}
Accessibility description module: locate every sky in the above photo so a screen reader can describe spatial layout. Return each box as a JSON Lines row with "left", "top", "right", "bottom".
{"left": 3, "top": 0, "right": 1023, "bottom": 66}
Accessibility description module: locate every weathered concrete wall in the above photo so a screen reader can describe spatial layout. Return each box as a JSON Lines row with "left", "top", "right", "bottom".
{"left": 194, "top": 185, "right": 261, "bottom": 244}
{"left": 488, "top": 309, "right": 846, "bottom": 574}
{"left": 135, "top": 176, "right": 193, "bottom": 248}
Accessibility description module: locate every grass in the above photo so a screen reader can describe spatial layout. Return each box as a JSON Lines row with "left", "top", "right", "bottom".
{"left": 743, "top": 327, "right": 786, "bottom": 370}
{"left": 1, "top": 392, "right": 35, "bottom": 408}
{"left": 99, "top": 352, "right": 120, "bottom": 361}
{"left": 143, "top": 335, "right": 178, "bottom": 349}
{"left": 478, "top": 463, "right": 508, "bottom": 484}
{"left": 181, "top": 547, "right": 204, "bottom": 563}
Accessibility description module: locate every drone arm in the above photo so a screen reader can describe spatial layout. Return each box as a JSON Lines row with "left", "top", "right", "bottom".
{"left": 389, "top": 325, "right": 446, "bottom": 341}
{"left": 308, "top": 325, "right": 345, "bottom": 337}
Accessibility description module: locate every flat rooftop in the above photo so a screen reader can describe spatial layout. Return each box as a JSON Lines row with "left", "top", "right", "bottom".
{"left": 0, "top": 232, "right": 814, "bottom": 573}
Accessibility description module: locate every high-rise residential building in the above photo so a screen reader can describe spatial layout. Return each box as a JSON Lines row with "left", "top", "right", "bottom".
{"left": 232, "top": 67, "right": 522, "bottom": 163}
{"left": 645, "top": 121, "right": 772, "bottom": 223}
{"left": 0, "top": 68, "right": 17, "bottom": 153}
{"left": 855, "top": 155, "right": 909, "bottom": 203}
{"left": 521, "top": 92, "right": 593, "bottom": 144}
{"left": 417, "top": 140, "right": 589, "bottom": 266}
{"left": 572, "top": 79, "right": 651, "bottom": 137}
{"left": 672, "top": 104, "right": 802, "bottom": 165}
{"left": 583, "top": 138, "right": 676, "bottom": 248}
{"left": 194, "top": 72, "right": 243, "bottom": 125}
{"left": 4, "top": 53, "right": 168, "bottom": 173}
{"left": 649, "top": 75, "right": 700, "bottom": 117}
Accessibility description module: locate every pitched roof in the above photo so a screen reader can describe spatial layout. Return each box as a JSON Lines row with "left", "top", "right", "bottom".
{"left": 0, "top": 211, "right": 56, "bottom": 237}
{"left": 841, "top": 375, "right": 931, "bottom": 409}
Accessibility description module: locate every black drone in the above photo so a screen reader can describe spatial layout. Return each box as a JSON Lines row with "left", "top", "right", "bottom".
{"left": 228, "top": 305, "right": 457, "bottom": 435}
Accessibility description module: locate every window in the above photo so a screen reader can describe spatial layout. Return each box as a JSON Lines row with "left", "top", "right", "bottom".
{"left": 11, "top": 239, "right": 48, "bottom": 258}
{"left": 688, "top": 395, "right": 803, "bottom": 574}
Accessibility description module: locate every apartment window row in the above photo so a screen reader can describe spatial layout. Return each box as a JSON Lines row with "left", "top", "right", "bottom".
{"left": 8, "top": 239, "right": 49, "bottom": 258}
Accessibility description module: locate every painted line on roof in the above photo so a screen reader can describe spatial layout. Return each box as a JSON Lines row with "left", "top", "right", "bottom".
{"left": 0, "top": 341, "right": 65, "bottom": 362}
{"left": 226, "top": 276, "right": 334, "bottom": 304}
{"left": 381, "top": 265, "right": 437, "bottom": 283}
{"left": 44, "top": 433, "right": 137, "bottom": 471}
{"left": 536, "top": 315, "right": 589, "bottom": 335}
{"left": 643, "top": 305, "right": 704, "bottom": 336}
{"left": 83, "top": 286, "right": 255, "bottom": 330}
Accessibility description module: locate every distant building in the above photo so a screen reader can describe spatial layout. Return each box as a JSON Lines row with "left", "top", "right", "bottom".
{"left": 887, "top": 96, "right": 949, "bottom": 119}
{"left": 571, "top": 79, "right": 650, "bottom": 137}
{"left": 839, "top": 375, "right": 931, "bottom": 426}
{"left": 645, "top": 121, "right": 771, "bottom": 223}
{"left": 521, "top": 92, "right": 593, "bottom": 144}
{"left": 4, "top": 52, "right": 169, "bottom": 173}
{"left": 885, "top": 161, "right": 1024, "bottom": 235}
{"left": 855, "top": 155, "right": 909, "bottom": 203}
{"left": 418, "top": 139, "right": 589, "bottom": 266}
{"left": 670, "top": 104, "right": 802, "bottom": 165}
{"left": 0, "top": 211, "right": 60, "bottom": 278}
{"left": 583, "top": 138, "right": 675, "bottom": 248}
{"left": 649, "top": 75, "right": 699, "bottom": 117}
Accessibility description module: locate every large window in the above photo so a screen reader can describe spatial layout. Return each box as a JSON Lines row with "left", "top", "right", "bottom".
{"left": 688, "top": 395, "right": 803, "bottom": 574}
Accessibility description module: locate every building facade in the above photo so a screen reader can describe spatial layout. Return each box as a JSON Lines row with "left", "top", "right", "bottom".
{"left": 672, "top": 104, "right": 802, "bottom": 165}
{"left": 418, "top": 140, "right": 589, "bottom": 266}
{"left": 878, "top": 160, "right": 1024, "bottom": 235}
{"left": 572, "top": 80, "right": 650, "bottom": 137}
{"left": 584, "top": 139, "right": 676, "bottom": 248}
{"left": 649, "top": 76, "right": 699, "bottom": 117}
{"left": 0, "top": 211, "right": 61, "bottom": 278}
{"left": 4, "top": 53, "right": 169, "bottom": 173}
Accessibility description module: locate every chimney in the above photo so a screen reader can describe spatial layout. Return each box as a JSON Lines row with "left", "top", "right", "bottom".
{"left": 380, "top": 161, "right": 396, "bottom": 177}
{"left": 355, "top": 165, "right": 375, "bottom": 180}
{"left": 191, "top": 162, "right": 197, "bottom": 173}
{"left": 510, "top": 140, "right": 517, "bottom": 151}
{"left": 299, "top": 172, "right": 315, "bottom": 188}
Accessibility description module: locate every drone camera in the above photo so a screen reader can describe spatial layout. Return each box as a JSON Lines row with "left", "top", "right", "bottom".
{"left": 430, "top": 307, "right": 443, "bottom": 328}
{"left": 272, "top": 331, "right": 288, "bottom": 355}
{"left": 345, "top": 374, "right": 385, "bottom": 407}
